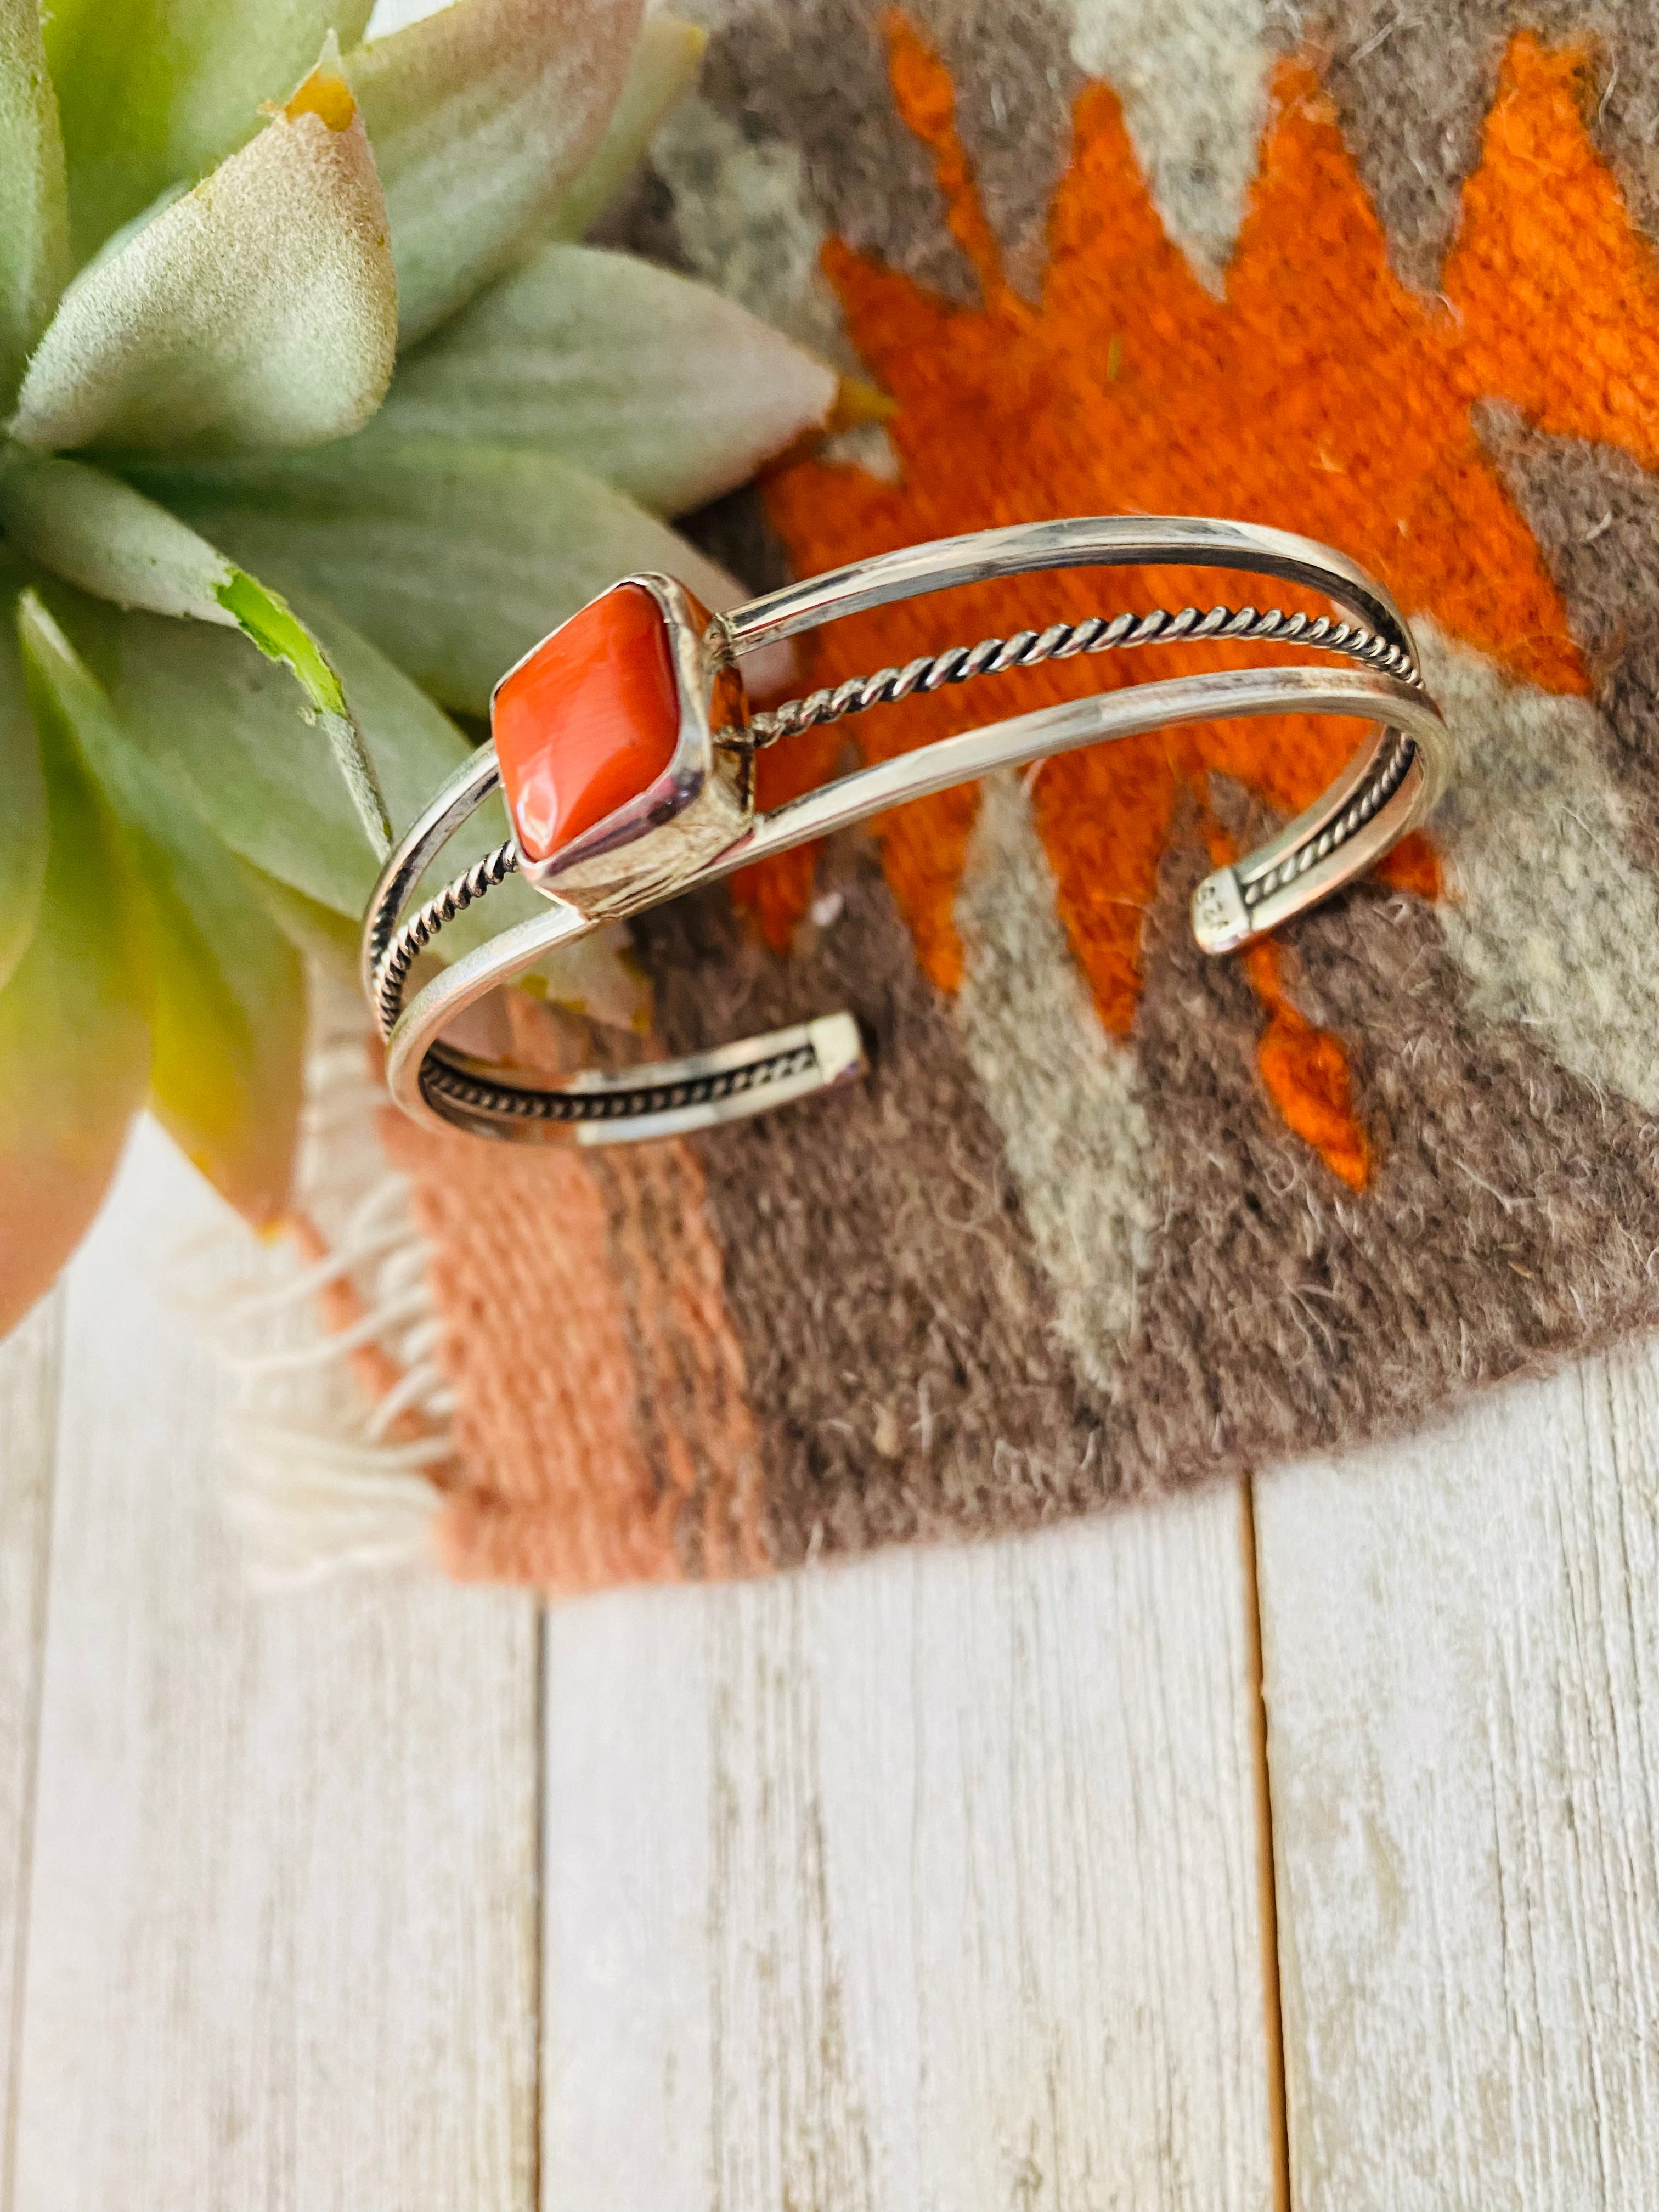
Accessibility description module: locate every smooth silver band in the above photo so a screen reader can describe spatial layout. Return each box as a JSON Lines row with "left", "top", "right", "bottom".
{"left": 363, "top": 516, "right": 1449, "bottom": 1144}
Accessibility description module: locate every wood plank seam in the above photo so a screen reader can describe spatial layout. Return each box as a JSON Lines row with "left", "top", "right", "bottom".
{"left": 1242, "top": 1473, "right": 1293, "bottom": 2212}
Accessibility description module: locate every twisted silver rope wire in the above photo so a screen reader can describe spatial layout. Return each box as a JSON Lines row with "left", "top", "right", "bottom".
{"left": 375, "top": 603, "right": 1424, "bottom": 1035}
{"left": 419, "top": 1037, "right": 820, "bottom": 1125}
{"left": 738, "top": 602, "right": 1423, "bottom": 749}
{"left": 1239, "top": 727, "right": 1414, "bottom": 909}
{"left": 374, "top": 836, "right": 517, "bottom": 1034}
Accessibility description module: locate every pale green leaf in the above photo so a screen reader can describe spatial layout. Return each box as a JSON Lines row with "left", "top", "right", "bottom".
{"left": 0, "top": 719, "right": 42, "bottom": 991}
{"left": 382, "top": 242, "right": 839, "bottom": 516}
{"left": 0, "top": 0, "right": 68, "bottom": 404}
{"left": 548, "top": 10, "right": 706, "bottom": 242}
{"left": 347, "top": 0, "right": 640, "bottom": 347}
{"left": 43, "top": 0, "right": 377, "bottom": 265}
{"left": 0, "top": 558, "right": 43, "bottom": 993}
{"left": 40, "top": 575, "right": 650, "bottom": 1027}
{"left": 0, "top": 618, "right": 149, "bottom": 1337}
{"left": 242, "top": 859, "right": 361, "bottom": 990}
{"left": 0, "top": 452, "right": 392, "bottom": 850}
{"left": 72, "top": 181, "right": 191, "bottom": 294}
{"left": 0, "top": 448, "right": 232, "bottom": 613}
{"left": 132, "top": 431, "right": 749, "bottom": 717}
{"left": 40, "top": 577, "right": 459, "bottom": 917}
{"left": 19, "top": 590, "right": 304, "bottom": 1224}
{"left": 216, "top": 561, "right": 391, "bottom": 851}
{"left": 11, "top": 63, "right": 396, "bottom": 455}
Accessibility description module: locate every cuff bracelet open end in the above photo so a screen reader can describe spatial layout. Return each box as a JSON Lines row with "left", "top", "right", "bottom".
{"left": 362, "top": 515, "right": 1449, "bottom": 1145}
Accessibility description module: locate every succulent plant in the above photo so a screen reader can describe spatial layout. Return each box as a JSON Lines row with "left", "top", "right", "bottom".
{"left": 0, "top": 0, "right": 851, "bottom": 1335}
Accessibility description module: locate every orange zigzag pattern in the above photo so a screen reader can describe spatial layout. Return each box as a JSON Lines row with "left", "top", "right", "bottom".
{"left": 748, "top": 21, "right": 1659, "bottom": 1187}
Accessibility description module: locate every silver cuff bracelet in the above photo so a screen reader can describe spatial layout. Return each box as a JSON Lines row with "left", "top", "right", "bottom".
{"left": 362, "top": 514, "right": 1449, "bottom": 1144}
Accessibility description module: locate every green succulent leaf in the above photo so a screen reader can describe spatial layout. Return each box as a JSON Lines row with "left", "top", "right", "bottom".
{"left": 0, "top": 561, "right": 43, "bottom": 994}
{"left": 547, "top": 10, "right": 706, "bottom": 242}
{"left": 0, "top": 0, "right": 69, "bottom": 407}
{"left": 10, "top": 60, "right": 397, "bottom": 456}
{"left": 40, "top": 575, "right": 647, "bottom": 1027}
{"left": 0, "top": 607, "right": 150, "bottom": 1338}
{"left": 19, "top": 590, "right": 304, "bottom": 1225}
{"left": 213, "top": 563, "right": 391, "bottom": 852}
{"left": 0, "top": 452, "right": 393, "bottom": 851}
{"left": 0, "top": 448, "right": 244, "bottom": 612}
{"left": 133, "top": 431, "right": 749, "bottom": 719}
{"left": 239, "top": 859, "right": 362, "bottom": 991}
{"left": 347, "top": 0, "right": 641, "bottom": 347}
{"left": 43, "top": 0, "right": 378, "bottom": 266}
{"left": 42, "top": 577, "right": 458, "bottom": 917}
{"left": 382, "top": 242, "right": 839, "bottom": 517}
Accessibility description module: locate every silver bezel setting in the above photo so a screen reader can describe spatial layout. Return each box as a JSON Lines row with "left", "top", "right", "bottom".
{"left": 489, "top": 572, "right": 751, "bottom": 921}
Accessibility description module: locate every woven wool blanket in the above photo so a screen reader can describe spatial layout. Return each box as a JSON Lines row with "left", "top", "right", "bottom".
{"left": 255, "top": 0, "right": 1659, "bottom": 1587}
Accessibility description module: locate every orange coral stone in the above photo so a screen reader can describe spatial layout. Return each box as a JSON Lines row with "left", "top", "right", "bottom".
{"left": 493, "top": 583, "right": 681, "bottom": 864}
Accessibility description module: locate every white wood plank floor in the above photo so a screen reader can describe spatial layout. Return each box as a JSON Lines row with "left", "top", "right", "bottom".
{"left": 3, "top": 1121, "right": 1658, "bottom": 2209}
{"left": 1, "top": 1126, "right": 541, "bottom": 2212}
{"left": 541, "top": 1488, "right": 1271, "bottom": 2209}
{"left": 1257, "top": 1347, "right": 1659, "bottom": 2211}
